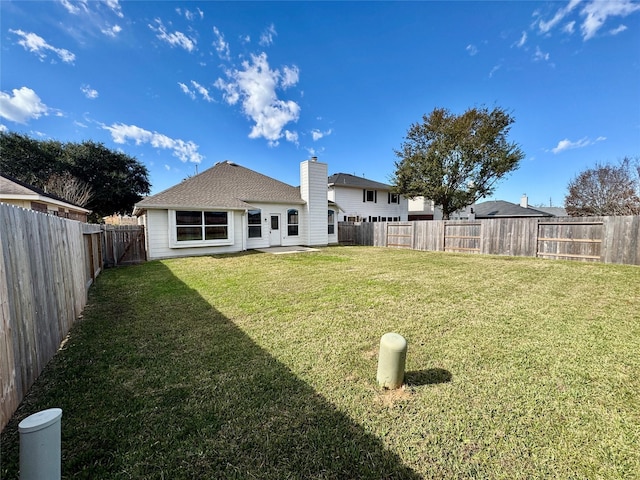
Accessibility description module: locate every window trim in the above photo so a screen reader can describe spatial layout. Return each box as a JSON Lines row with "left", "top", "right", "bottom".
{"left": 328, "top": 209, "right": 335, "bottom": 235}
{"left": 287, "top": 208, "right": 299, "bottom": 236}
{"left": 247, "top": 209, "right": 262, "bottom": 239}
{"left": 169, "top": 209, "right": 234, "bottom": 248}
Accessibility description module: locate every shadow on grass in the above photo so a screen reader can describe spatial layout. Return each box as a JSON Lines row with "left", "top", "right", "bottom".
{"left": 405, "top": 368, "right": 452, "bottom": 386}
{"left": 1, "top": 261, "right": 420, "bottom": 479}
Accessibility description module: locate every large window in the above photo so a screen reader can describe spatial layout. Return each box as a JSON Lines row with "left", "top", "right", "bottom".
{"left": 248, "top": 209, "right": 262, "bottom": 238}
{"left": 287, "top": 209, "right": 299, "bottom": 236}
{"left": 364, "top": 189, "right": 377, "bottom": 202}
{"left": 389, "top": 193, "right": 400, "bottom": 204}
{"left": 176, "top": 210, "right": 228, "bottom": 242}
{"left": 328, "top": 209, "right": 335, "bottom": 235}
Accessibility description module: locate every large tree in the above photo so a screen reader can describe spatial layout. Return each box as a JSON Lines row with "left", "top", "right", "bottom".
{"left": 0, "top": 132, "right": 151, "bottom": 220}
{"left": 392, "top": 106, "right": 524, "bottom": 219}
{"left": 565, "top": 157, "right": 640, "bottom": 216}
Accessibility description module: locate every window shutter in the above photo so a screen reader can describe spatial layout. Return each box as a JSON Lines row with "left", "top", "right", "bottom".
{"left": 388, "top": 192, "right": 391, "bottom": 204}
{"left": 363, "top": 189, "right": 366, "bottom": 202}
{"left": 374, "top": 191, "right": 377, "bottom": 203}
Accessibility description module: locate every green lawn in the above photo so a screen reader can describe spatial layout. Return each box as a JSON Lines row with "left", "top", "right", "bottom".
{"left": 2, "top": 247, "right": 639, "bottom": 479}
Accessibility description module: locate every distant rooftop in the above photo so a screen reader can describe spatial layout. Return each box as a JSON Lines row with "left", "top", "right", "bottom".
{"left": 328, "top": 173, "right": 392, "bottom": 190}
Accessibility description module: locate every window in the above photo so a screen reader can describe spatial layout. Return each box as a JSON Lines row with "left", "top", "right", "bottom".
{"left": 287, "top": 209, "right": 299, "bottom": 236}
{"left": 176, "top": 210, "right": 228, "bottom": 242}
{"left": 248, "top": 209, "right": 262, "bottom": 238}
{"left": 328, "top": 209, "right": 335, "bottom": 235}
{"left": 389, "top": 193, "right": 400, "bottom": 204}
{"left": 363, "top": 189, "right": 376, "bottom": 202}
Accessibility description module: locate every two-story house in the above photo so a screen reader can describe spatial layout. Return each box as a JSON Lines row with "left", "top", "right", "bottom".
{"left": 328, "top": 173, "right": 408, "bottom": 222}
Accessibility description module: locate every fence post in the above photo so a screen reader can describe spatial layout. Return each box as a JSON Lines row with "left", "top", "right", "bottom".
{"left": 18, "top": 408, "right": 62, "bottom": 480}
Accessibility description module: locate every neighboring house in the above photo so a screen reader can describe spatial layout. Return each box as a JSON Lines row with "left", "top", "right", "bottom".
{"left": 327, "top": 173, "right": 408, "bottom": 222}
{"left": 474, "top": 195, "right": 567, "bottom": 219}
{"left": 0, "top": 173, "right": 90, "bottom": 222}
{"left": 408, "top": 196, "right": 474, "bottom": 221}
{"left": 409, "top": 194, "right": 567, "bottom": 220}
{"left": 133, "top": 158, "right": 338, "bottom": 260}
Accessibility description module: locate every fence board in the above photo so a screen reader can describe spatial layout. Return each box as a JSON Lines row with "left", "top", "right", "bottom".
{"left": 339, "top": 216, "right": 640, "bottom": 266}
{"left": 0, "top": 203, "right": 100, "bottom": 431}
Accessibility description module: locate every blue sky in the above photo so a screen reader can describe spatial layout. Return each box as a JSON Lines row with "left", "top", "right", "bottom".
{"left": 1, "top": 1, "right": 639, "bottom": 208}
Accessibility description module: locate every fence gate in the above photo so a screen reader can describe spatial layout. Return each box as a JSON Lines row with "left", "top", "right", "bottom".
{"left": 444, "top": 223, "right": 481, "bottom": 253}
{"left": 536, "top": 221, "right": 603, "bottom": 261}
{"left": 386, "top": 223, "right": 413, "bottom": 249}
{"left": 102, "top": 225, "right": 146, "bottom": 266}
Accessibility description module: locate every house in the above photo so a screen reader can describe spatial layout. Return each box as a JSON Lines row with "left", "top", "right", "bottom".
{"left": 133, "top": 158, "right": 338, "bottom": 260}
{"left": 327, "top": 173, "right": 408, "bottom": 222}
{"left": 0, "top": 173, "right": 90, "bottom": 222}
{"left": 409, "top": 194, "right": 567, "bottom": 220}
{"left": 474, "top": 195, "right": 567, "bottom": 219}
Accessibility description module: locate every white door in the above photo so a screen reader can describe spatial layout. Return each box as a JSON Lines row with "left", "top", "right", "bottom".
{"left": 269, "top": 214, "right": 281, "bottom": 246}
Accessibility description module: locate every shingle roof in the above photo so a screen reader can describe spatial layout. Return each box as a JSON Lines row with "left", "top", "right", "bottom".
{"left": 135, "top": 161, "right": 305, "bottom": 211}
{"left": 328, "top": 173, "right": 392, "bottom": 190}
{"left": 474, "top": 200, "right": 553, "bottom": 218}
{"left": 0, "top": 173, "right": 90, "bottom": 211}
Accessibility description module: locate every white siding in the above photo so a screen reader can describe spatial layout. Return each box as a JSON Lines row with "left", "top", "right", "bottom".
{"left": 244, "top": 202, "right": 307, "bottom": 249}
{"left": 300, "top": 160, "right": 329, "bottom": 246}
{"left": 145, "top": 209, "right": 244, "bottom": 260}
{"left": 330, "top": 186, "right": 408, "bottom": 222}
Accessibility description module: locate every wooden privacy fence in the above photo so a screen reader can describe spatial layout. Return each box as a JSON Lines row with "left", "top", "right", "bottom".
{"left": 0, "top": 204, "right": 146, "bottom": 431}
{"left": 101, "top": 224, "right": 146, "bottom": 267}
{"left": 338, "top": 216, "right": 640, "bottom": 265}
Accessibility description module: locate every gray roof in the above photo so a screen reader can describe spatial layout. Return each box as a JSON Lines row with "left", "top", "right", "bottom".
{"left": 328, "top": 173, "right": 392, "bottom": 190}
{"left": 533, "top": 206, "right": 568, "bottom": 217}
{"left": 0, "top": 173, "right": 90, "bottom": 211}
{"left": 135, "top": 161, "right": 305, "bottom": 211}
{"left": 474, "top": 200, "right": 553, "bottom": 218}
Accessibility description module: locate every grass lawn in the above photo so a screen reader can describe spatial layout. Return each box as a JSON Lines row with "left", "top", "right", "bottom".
{"left": 2, "top": 246, "right": 639, "bottom": 479}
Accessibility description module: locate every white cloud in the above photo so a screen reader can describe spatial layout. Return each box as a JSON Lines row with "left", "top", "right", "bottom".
{"left": 466, "top": 44, "right": 478, "bottom": 56}
{"left": 10, "top": 29, "right": 75, "bottom": 63}
{"left": 311, "top": 128, "right": 332, "bottom": 141}
{"left": 102, "top": 123, "right": 204, "bottom": 163}
{"left": 284, "top": 130, "right": 299, "bottom": 145}
{"left": 536, "top": 0, "right": 640, "bottom": 40}
{"left": 489, "top": 64, "right": 501, "bottom": 78}
{"left": 581, "top": 0, "right": 640, "bottom": 39}
{"left": 59, "top": 0, "right": 89, "bottom": 15}
{"left": 515, "top": 31, "right": 527, "bottom": 48}
{"left": 149, "top": 19, "right": 196, "bottom": 52}
{"left": 537, "top": 0, "right": 581, "bottom": 34}
{"left": 0, "top": 124, "right": 7, "bottom": 132}
{"left": 179, "top": 7, "right": 203, "bottom": 21}
{"left": 178, "top": 82, "right": 196, "bottom": 99}
{"left": 101, "top": 24, "right": 122, "bottom": 37}
{"left": 164, "top": 164, "right": 171, "bottom": 171}
{"left": 103, "top": 0, "right": 124, "bottom": 18}
{"left": 214, "top": 52, "right": 301, "bottom": 145}
{"left": 533, "top": 46, "right": 550, "bottom": 62}
{"left": 191, "top": 81, "right": 213, "bottom": 102}
{"left": 0, "top": 87, "right": 49, "bottom": 124}
{"left": 213, "top": 26, "right": 230, "bottom": 60}
{"left": 81, "top": 84, "right": 99, "bottom": 99}
{"left": 281, "top": 66, "right": 300, "bottom": 88}
{"left": 259, "top": 24, "right": 277, "bottom": 46}
{"left": 550, "top": 136, "right": 606, "bottom": 154}
{"left": 609, "top": 24, "right": 628, "bottom": 35}
{"left": 179, "top": 81, "right": 213, "bottom": 102}
{"left": 563, "top": 21, "right": 576, "bottom": 34}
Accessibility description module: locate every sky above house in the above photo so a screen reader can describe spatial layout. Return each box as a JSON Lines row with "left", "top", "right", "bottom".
{"left": 1, "top": 0, "right": 639, "bottom": 208}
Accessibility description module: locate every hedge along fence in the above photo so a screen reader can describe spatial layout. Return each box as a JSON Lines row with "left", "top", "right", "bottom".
{"left": 339, "top": 216, "right": 640, "bottom": 266}
{"left": 0, "top": 203, "right": 102, "bottom": 431}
